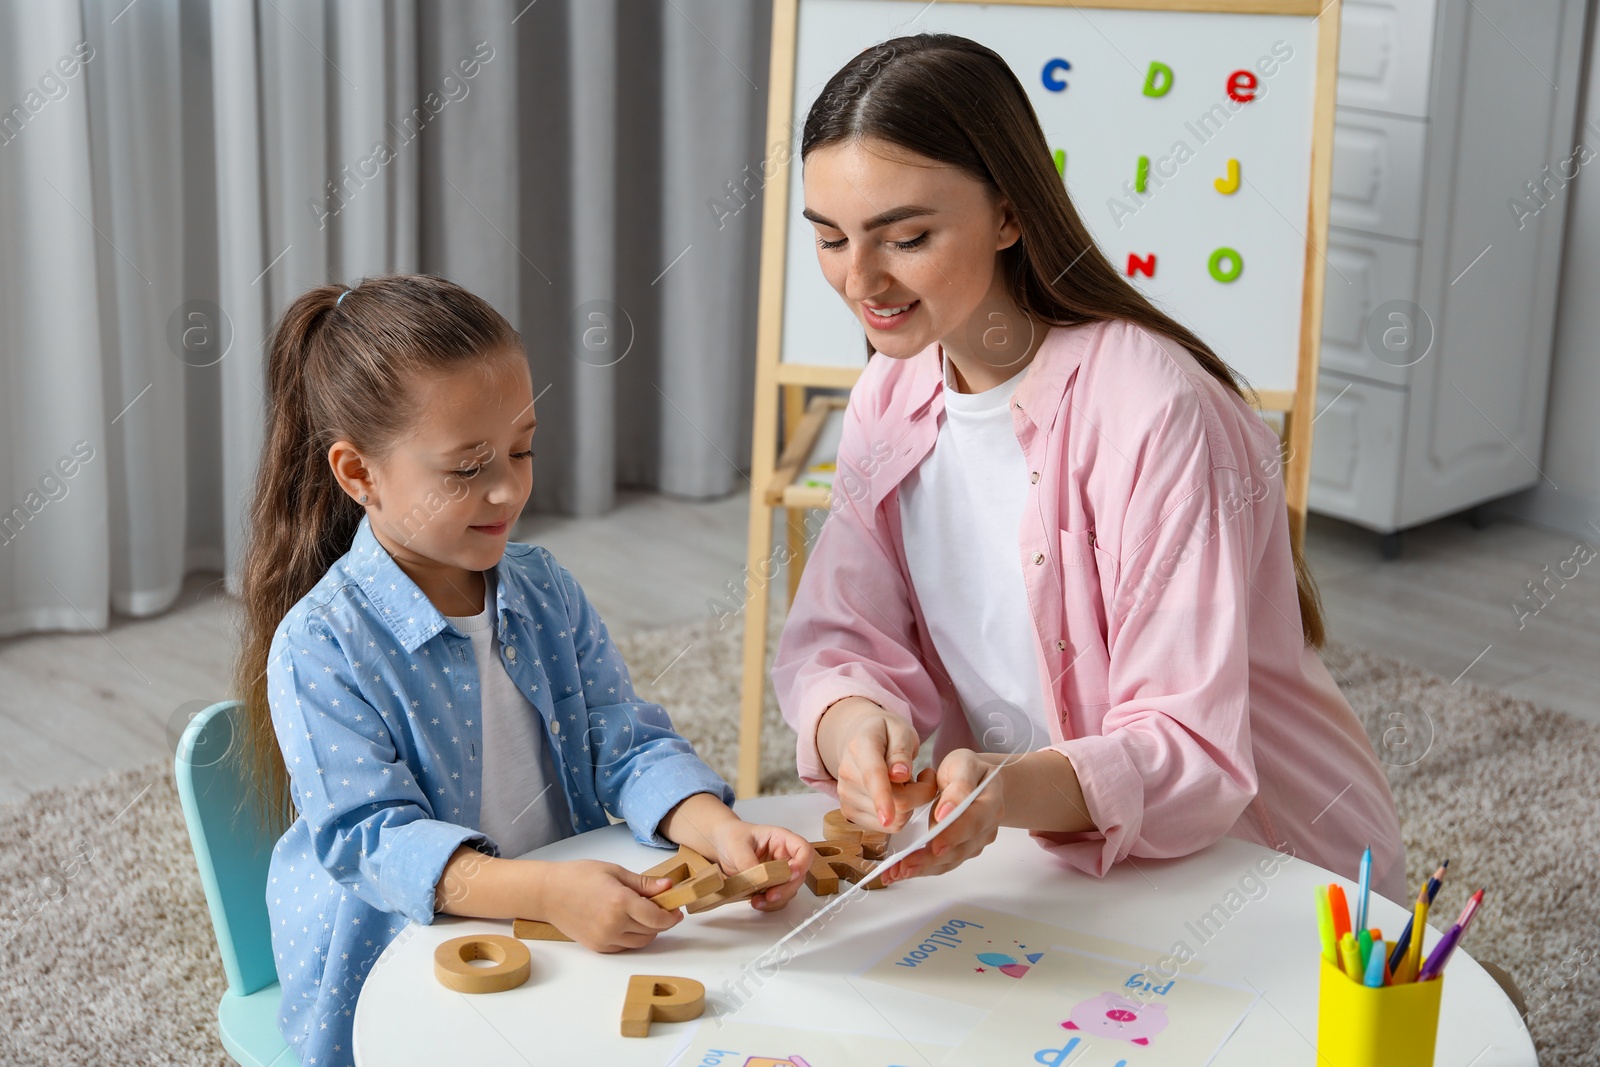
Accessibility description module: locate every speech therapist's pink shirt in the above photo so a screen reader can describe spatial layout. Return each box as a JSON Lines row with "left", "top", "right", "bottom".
{"left": 773, "top": 318, "right": 1406, "bottom": 903}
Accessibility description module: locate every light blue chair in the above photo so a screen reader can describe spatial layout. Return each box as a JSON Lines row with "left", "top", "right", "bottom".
{"left": 174, "top": 700, "right": 299, "bottom": 1067}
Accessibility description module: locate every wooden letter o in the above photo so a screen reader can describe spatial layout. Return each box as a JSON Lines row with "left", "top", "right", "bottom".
{"left": 433, "top": 934, "right": 532, "bottom": 994}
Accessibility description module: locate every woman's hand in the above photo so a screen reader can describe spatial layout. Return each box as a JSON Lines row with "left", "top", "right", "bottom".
{"left": 706, "top": 819, "right": 815, "bottom": 910}
{"left": 877, "top": 748, "right": 1095, "bottom": 884}
{"left": 880, "top": 749, "right": 1006, "bottom": 885}
{"left": 534, "top": 860, "right": 683, "bottom": 952}
{"left": 817, "top": 697, "right": 937, "bottom": 832}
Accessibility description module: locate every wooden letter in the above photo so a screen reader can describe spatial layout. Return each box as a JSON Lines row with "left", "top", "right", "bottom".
{"left": 433, "top": 935, "right": 531, "bottom": 994}
{"left": 512, "top": 918, "right": 573, "bottom": 942}
{"left": 642, "top": 844, "right": 716, "bottom": 878}
{"left": 823, "top": 808, "right": 890, "bottom": 860}
{"left": 685, "top": 859, "right": 793, "bottom": 913}
{"left": 805, "top": 840, "right": 884, "bottom": 896}
{"left": 649, "top": 865, "right": 725, "bottom": 910}
{"left": 621, "top": 974, "right": 706, "bottom": 1037}
{"left": 644, "top": 844, "right": 726, "bottom": 909}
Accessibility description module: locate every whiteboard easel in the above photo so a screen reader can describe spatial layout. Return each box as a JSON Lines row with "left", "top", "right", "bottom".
{"left": 737, "top": 0, "right": 1342, "bottom": 797}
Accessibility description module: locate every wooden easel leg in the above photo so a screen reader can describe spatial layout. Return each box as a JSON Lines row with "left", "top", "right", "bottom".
{"left": 1281, "top": 407, "right": 1309, "bottom": 554}
{"left": 786, "top": 509, "right": 809, "bottom": 605}
{"left": 737, "top": 492, "right": 775, "bottom": 798}
{"left": 781, "top": 385, "right": 811, "bottom": 607}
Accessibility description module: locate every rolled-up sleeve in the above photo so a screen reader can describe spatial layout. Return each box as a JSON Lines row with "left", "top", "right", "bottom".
{"left": 1041, "top": 405, "right": 1260, "bottom": 874}
{"left": 267, "top": 623, "right": 489, "bottom": 925}
{"left": 772, "top": 389, "right": 944, "bottom": 792}
{"left": 546, "top": 556, "right": 734, "bottom": 846}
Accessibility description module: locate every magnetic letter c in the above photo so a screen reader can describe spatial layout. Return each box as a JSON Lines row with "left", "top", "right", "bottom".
{"left": 1042, "top": 58, "right": 1071, "bottom": 92}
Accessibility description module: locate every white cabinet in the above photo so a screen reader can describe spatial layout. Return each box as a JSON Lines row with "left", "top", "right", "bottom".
{"left": 1318, "top": 231, "right": 1419, "bottom": 388}
{"left": 1331, "top": 0, "right": 1437, "bottom": 119}
{"left": 1307, "top": 0, "right": 1589, "bottom": 546}
{"left": 1308, "top": 373, "right": 1408, "bottom": 528}
{"left": 1329, "top": 112, "right": 1429, "bottom": 241}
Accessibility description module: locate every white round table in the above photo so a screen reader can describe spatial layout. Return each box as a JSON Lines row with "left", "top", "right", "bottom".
{"left": 354, "top": 793, "right": 1535, "bottom": 1065}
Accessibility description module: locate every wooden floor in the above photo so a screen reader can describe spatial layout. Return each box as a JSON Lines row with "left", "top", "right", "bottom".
{"left": 0, "top": 491, "right": 1594, "bottom": 804}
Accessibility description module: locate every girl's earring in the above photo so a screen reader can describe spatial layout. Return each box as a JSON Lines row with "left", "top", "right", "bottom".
{"left": 359, "top": 494, "right": 369, "bottom": 505}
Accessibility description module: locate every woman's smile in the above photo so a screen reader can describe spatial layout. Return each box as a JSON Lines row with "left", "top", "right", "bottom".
{"left": 862, "top": 299, "right": 920, "bottom": 330}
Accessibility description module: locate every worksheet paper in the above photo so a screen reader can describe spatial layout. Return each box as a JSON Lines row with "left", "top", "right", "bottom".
{"left": 942, "top": 947, "right": 1257, "bottom": 1067}
{"left": 759, "top": 766, "right": 1003, "bottom": 963}
{"left": 670, "top": 1019, "right": 936, "bottom": 1067}
{"left": 860, "top": 903, "right": 1206, "bottom": 1010}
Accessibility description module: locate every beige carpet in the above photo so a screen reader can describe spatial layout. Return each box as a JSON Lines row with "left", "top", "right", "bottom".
{"left": 0, "top": 622, "right": 1595, "bottom": 1065}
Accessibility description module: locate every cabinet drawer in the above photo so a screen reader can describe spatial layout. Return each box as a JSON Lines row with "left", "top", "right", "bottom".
{"left": 1308, "top": 371, "right": 1406, "bottom": 531}
{"left": 1329, "top": 110, "right": 1428, "bottom": 240}
{"left": 1319, "top": 229, "right": 1422, "bottom": 387}
{"left": 1336, "top": 0, "right": 1438, "bottom": 119}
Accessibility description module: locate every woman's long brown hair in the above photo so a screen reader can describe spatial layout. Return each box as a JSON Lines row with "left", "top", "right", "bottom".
{"left": 235, "top": 274, "right": 522, "bottom": 833}
{"left": 801, "top": 34, "right": 1325, "bottom": 647}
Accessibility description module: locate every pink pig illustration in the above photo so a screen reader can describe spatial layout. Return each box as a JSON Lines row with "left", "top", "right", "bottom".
{"left": 1060, "top": 991, "right": 1170, "bottom": 1046}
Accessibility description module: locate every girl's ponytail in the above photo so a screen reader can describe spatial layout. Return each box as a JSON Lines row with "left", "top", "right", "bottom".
{"left": 232, "top": 275, "right": 521, "bottom": 833}
{"left": 235, "top": 286, "right": 363, "bottom": 831}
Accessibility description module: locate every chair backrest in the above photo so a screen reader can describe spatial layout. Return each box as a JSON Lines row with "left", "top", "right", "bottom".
{"left": 174, "top": 700, "right": 280, "bottom": 997}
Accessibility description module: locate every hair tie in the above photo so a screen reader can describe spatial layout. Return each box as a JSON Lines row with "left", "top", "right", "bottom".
{"left": 336, "top": 288, "right": 352, "bottom": 307}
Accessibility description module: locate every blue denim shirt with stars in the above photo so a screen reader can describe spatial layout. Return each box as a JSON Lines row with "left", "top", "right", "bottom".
{"left": 264, "top": 516, "right": 733, "bottom": 1066}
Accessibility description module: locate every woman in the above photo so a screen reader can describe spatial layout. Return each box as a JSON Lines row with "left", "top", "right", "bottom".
{"left": 772, "top": 34, "right": 1405, "bottom": 901}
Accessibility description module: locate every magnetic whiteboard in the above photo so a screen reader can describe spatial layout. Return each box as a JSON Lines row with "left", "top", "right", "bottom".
{"left": 779, "top": 0, "right": 1321, "bottom": 393}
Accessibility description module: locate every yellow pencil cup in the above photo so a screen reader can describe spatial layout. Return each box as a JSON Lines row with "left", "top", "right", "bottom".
{"left": 1316, "top": 957, "right": 1443, "bottom": 1066}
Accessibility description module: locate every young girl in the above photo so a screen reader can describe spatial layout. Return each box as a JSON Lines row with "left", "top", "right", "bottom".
{"left": 774, "top": 35, "right": 1406, "bottom": 902}
{"left": 235, "top": 274, "right": 812, "bottom": 1067}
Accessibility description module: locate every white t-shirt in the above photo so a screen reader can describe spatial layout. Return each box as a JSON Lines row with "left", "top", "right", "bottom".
{"left": 444, "top": 571, "right": 571, "bottom": 858}
{"left": 898, "top": 351, "right": 1053, "bottom": 754}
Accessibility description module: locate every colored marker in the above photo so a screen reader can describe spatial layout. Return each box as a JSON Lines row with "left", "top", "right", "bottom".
{"left": 1316, "top": 885, "right": 1338, "bottom": 966}
{"left": 1339, "top": 932, "right": 1364, "bottom": 982}
{"left": 1365, "top": 937, "right": 1386, "bottom": 987}
{"left": 1358, "top": 928, "right": 1373, "bottom": 972}
{"left": 1328, "top": 884, "right": 1352, "bottom": 944}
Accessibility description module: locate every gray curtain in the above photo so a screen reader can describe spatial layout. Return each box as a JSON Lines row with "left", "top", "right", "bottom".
{"left": 0, "top": 0, "right": 769, "bottom": 637}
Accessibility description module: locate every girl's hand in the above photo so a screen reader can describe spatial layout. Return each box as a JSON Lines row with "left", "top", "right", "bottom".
{"left": 707, "top": 820, "right": 815, "bottom": 911}
{"left": 536, "top": 860, "right": 683, "bottom": 952}
{"left": 880, "top": 749, "right": 1005, "bottom": 885}
{"left": 658, "top": 793, "right": 814, "bottom": 910}
{"left": 818, "top": 697, "right": 937, "bottom": 832}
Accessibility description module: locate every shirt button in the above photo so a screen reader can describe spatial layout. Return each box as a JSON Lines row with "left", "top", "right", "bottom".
{"left": 1032, "top": 552, "right": 1045, "bottom": 565}
{"left": 550, "top": 720, "right": 560, "bottom": 734}
{"left": 1088, "top": 532, "right": 1097, "bottom": 547}
{"left": 505, "top": 646, "right": 517, "bottom": 661}
{"left": 1056, "top": 639, "right": 1067, "bottom": 651}
{"left": 1030, "top": 471, "right": 1039, "bottom": 484}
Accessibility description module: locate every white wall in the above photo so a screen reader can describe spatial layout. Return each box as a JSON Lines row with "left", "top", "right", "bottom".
{"left": 1496, "top": 0, "right": 1600, "bottom": 537}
